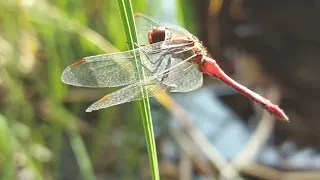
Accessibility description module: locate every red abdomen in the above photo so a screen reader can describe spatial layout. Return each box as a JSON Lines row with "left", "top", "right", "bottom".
{"left": 200, "top": 57, "right": 288, "bottom": 121}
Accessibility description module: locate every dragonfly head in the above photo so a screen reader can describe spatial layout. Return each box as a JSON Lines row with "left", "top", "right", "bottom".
{"left": 148, "top": 26, "right": 166, "bottom": 44}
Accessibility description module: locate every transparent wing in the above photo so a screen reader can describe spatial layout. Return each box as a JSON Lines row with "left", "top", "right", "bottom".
{"left": 167, "top": 62, "right": 203, "bottom": 92}
{"left": 61, "top": 40, "right": 194, "bottom": 88}
{"left": 135, "top": 13, "right": 194, "bottom": 44}
{"left": 85, "top": 61, "right": 203, "bottom": 112}
{"left": 156, "top": 52, "right": 203, "bottom": 92}
{"left": 135, "top": 13, "right": 160, "bottom": 45}
{"left": 86, "top": 78, "right": 169, "bottom": 112}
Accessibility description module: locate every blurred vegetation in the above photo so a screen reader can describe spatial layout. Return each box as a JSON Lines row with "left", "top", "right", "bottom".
{"left": 0, "top": 0, "right": 161, "bottom": 179}
{"left": 2, "top": 0, "right": 319, "bottom": 179}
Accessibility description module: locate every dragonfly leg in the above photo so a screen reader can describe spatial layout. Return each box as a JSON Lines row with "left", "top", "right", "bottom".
{"left": 123, "top": 41, "right": 196, "bottom": 79}
{"left": 148, "top": 46, "right": 194, "bottom": 66}
{"left": 160, "top": 56, "right": 172, "bottom": 82}
{"left": 130, "top": 43, "right": 190, "bottom": 75}
{"left": 154, "top": 54, "right": 199, "bottom": 77}
{"left": 126, "top": 42, "right": 147, "bottom": 48}
{"left": 159, "top": 62, "right": 195, "bottom": 91}
{"left": 140, "top": 46, "right": 193, "bottom": 76}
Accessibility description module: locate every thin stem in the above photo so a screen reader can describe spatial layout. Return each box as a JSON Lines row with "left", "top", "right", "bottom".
{"left": 116, "top": 1, "right": 159, "bottom": 180}
{"left": 68, "top": 130, "right": 96, "bottom": 180}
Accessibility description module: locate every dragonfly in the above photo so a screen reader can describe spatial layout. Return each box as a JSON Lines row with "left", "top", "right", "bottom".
{"left": 61, "top": 13, "right": 288, "bottom": 121}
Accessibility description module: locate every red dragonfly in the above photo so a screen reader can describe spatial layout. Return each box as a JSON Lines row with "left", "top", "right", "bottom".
{"left": 61, "top": 13, "right": 288, "bottom": 121}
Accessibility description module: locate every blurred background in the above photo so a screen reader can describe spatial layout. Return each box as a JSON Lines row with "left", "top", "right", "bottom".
{"left": 1, "top": 0, "right": 320, "bottom": 179}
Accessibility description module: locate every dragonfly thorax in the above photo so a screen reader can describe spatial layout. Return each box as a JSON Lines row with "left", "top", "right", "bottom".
{"left": 188, "top": 35, "right": 211, "bottom": 66}
{"left": 193, "top": 38, "right": 209, "bottom": 58}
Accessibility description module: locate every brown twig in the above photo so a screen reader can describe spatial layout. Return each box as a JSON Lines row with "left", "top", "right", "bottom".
{"left": 170, "top": 129, "right": 214, "bottom": 178}
{"left": 155, "top": 93, "right": 244, "bottom": 180}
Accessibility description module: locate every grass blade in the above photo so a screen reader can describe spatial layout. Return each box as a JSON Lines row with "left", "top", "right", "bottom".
{"left": 0, "top": 115, "right": 15, "bottom": 180}
{"left": 116, "top": 1, "right": 159, "bottom": 179}
{"left": 69, "top": 131, "right": 96, "bottom": 180}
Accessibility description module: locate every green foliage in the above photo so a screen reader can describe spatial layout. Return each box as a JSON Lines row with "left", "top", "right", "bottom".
{"left": 0, "top": 0, "right": 201, "bottom": 178}
{"left": 0, "top": 0, "right": 149, "bottom": 179}
{"left": 176, "top": 0, "right": 197, "bottom": 34}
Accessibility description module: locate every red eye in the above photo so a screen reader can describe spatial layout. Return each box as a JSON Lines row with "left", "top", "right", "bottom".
{"left": 148, "top": 26, "right": 166, "bottom": 44}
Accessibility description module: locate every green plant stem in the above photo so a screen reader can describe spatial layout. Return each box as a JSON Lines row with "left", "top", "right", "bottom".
{"left": 0, "top": 115, "right": 15, "bottom": 180}
{"left": 69, "top": 130, "right": 96, "bottom": 180}
{"left": 116, "top": 1, "right": 159, "bottom": 180}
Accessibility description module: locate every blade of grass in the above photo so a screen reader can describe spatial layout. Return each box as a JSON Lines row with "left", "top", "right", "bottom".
{"left": 68, "top": 130, "right": 96, "bottom": 180}
{"left": 116, "top": 1, "right": 159, "bottom": 180}
{"left": 176, "top": 0, "right": 197, "bottom": 34}
{"left": 43, "top": 102, "right": 96, "bottom": 180}
{"left": 0, "top": 115, "right": 15, "bottom": 180}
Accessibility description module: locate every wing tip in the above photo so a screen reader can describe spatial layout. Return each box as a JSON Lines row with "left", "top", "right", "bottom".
{"left": 134, "top": 12, "right": 142, "bottom": 17}
{"left": 85, "top": 108, "right": 93, "bottom": 112}
{"left": 71, "top": 59, "right": 87, "bottom": 67}
{"left": 61, "top": 59, "right": 88, "bottom": 85}
{"left": 85, "top": 95, "right": 111, "bottom": 112}
{"left": 86, "top": 105, "right": 98, "bottom": 112}
{"left": 97, "top": 95, "right": 111, "bottom": 103}
{"left": 61, "top": 68, "right": 69, "bottom": 84}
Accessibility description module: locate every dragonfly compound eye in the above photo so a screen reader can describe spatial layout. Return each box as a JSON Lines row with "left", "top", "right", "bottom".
{"left": 148, "top": 26, "right": 166, "bottom": 44}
